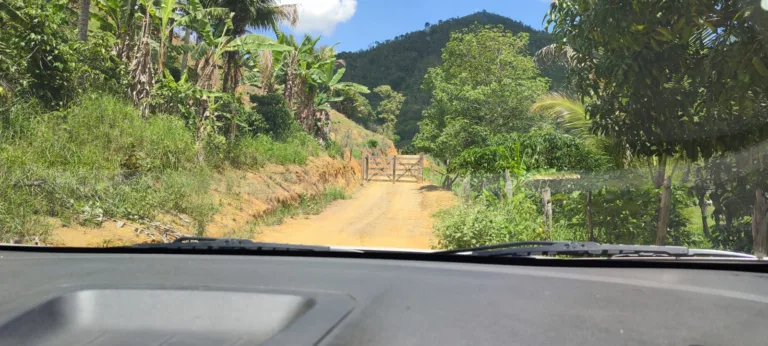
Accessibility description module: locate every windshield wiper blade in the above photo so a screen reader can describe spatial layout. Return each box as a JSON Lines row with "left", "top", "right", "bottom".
{"left": 129, "top": 237, "right": 332, "bottom": 252}
{"left": 433, "top": 241, "right": 695, "bottom": 258}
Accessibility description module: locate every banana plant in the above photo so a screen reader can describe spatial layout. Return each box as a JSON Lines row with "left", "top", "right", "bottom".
{"left": 156, "top": 0, "right": 179, "bottom": 78}
{"left": 176, "top": 0, "right": 290, "bottom": 90}
{"left": 90, "top": 0, "right": 140, "bottom": 59}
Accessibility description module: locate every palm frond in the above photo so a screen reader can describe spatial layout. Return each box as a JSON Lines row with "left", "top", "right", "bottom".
{"left": 530, "top": 92, "right": 590, "bottom": 137}
{"left": 273, "top": 4, "right": 298, "bottom": 27}
{"left": 225, "top": 34, "right": 293, "bottom": 53}
{"left": 534, "top": 44, "right": 575, "bottom": 68}
{"left": 334, "top": 82, "right": 370, "bottom": 94}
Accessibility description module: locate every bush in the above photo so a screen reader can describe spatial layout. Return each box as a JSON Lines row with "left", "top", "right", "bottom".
{"left": 1, "top": 0, "right": 79, "bottom": 107}
{"left": 250, "top": 93, "right": 297, "bottom": 140}
{"left": 552, "top": 185, "right": 699, "bottom": 246}
{"left": 432, "top": 190, "right": 542, "bottom": 249}
{"left": 325, "top": 140, "right": 344, "bottom": 159}
{"left": 227, "top": 133, "right": 322, "bottom": 169}
{"left": 0, "top": 93, "right": 214, "bottom": 242}
{"left": 365, "top": 139, "right": 380, "bottom": 149}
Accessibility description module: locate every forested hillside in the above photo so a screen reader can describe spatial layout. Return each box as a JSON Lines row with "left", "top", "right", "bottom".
{"left": 337, "top": 11, "right": 565, "bottom": 147}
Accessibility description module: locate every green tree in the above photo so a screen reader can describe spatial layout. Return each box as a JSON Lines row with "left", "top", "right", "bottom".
{"left": 373, "top": 85, "right": 404, "bottom": 141}
{"left": 547, "top": 0, "right": 768, "bottom": 252}
{"left": 338, "top": 12, "right": 559, "bottom": 146}
{"left": 271, "top": 31, "right": 368, "bottom": 140}
{"left": 206, "top": 0, "right": 298, "bottom": 92}
{"left": 413, "top": 24, "right": 549, "bottom": 163}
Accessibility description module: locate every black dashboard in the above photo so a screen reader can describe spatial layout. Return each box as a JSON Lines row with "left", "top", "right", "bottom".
{"left": 1, "top": 249, "right": 767, "bottom": 345}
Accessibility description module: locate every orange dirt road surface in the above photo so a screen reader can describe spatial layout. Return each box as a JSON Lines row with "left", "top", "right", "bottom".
{"left": 255, "top": 183, "right": 456, "bottom": 250}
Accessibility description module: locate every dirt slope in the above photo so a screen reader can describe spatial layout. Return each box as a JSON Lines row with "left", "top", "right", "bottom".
{"left": 255, "top": 183, "right": 456, "bottom": 249}
{"left": 49, "top": 156, "right": 361, "bottom": 247}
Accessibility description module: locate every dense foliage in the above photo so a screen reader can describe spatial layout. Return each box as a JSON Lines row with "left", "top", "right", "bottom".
{"left": 413, "top": 25, "right": 550, "bottom": 163}
{"left": 372, "top": 85, "right": 404, "bottom": 141}
{"left": 547, "top": 0, "right": 768, "bottom": 254}
{"left": 338, "top": 11, "right": 565, "bottom": 147}
{"left": 0, "top": 0, "right": 371, "bottom": 243}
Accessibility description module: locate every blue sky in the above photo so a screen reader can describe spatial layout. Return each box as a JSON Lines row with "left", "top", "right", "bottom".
{"left": 274, "top": 0, "right": 552, "bottom": 52}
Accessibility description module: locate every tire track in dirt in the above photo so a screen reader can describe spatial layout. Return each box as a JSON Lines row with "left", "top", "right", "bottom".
{"left": 254, "top": 183, "right": 456, "bottom": 249}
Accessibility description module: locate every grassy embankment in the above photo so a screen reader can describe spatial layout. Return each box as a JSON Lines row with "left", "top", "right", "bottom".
{"left": 0, "top": 94, "right": 381, "bottom": 244}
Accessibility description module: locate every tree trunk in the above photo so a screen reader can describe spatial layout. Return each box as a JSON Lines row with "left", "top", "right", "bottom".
{"left": 157, "top": 41, "right": 166, "bottom": 79}
{"left": 542, "top": 187, "right": 552, "bottom": 240}
{"left": 752, "top": 188, "right": 768, "bottom": 258}
{"left": 180, "top": 27, "right": 191, "bottom": 72}
{"left": 222, "top": 52, "right": 233, "bottom": 93}
{"left": 586, "top": 190, "right": 594, "bottom": 241}
{"left": 654, "top": 154, "right": 668, "bottom": 188}
{"left": 119, "top": 5, "right": 136, "bottom": 62}
{"left": 655, "top": 175, "right": 672, "bottom": 245}
{"left": 698, "top": 194, "right": 710, "bottom": 238}
{"left": 283, "top": 52, "right": 298, "bottom": 107}
{"left": 195, "top": 97, "right": 211, "bottom": 164}
{"left": 77, "top": 0, "right": 91, "bottom": 41}
{"left": 128, "top": 5, "right": 154, "bottom": 118}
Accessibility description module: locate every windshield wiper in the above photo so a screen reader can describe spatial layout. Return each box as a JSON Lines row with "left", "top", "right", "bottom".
{"left": 433, "top": 241, "right": 756, "bottom": 259}
{"left": 129, "top": 237, "right": 333, "bottom": 252}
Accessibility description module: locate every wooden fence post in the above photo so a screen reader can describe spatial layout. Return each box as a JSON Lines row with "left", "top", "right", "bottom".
{"left": 504, "top": 169, "right": 513, "bottom": 199}
{"left": 392, "top": 155, "right": 397, "bottom": 183}
{"left": 419, "top": 154, "right": 424, "bottom": 183}
{"left": 542, "top": 187, "right": 552, "bottom": 240}
{"left": 362, "top": 155, "right": 367, "bottom": 183}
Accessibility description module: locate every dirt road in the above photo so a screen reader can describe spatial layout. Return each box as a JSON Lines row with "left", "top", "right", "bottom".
{"left": 255, "top": 183, "right": 456, "bottom": 249}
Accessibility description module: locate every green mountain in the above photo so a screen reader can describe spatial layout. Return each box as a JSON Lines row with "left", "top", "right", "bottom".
{"left": 337, "top": 11, "right": 564, "bottom": 148}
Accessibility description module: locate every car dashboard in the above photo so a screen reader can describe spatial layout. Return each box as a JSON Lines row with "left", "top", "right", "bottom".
{"left": 0, "top": 249, "right": 767, "bottom": 346}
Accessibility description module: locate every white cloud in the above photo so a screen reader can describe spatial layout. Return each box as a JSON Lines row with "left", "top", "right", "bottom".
{"left": 278, "top": 0, "right": 357, "bottom": 35}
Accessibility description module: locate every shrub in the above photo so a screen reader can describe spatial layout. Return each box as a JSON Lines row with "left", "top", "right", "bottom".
{"left": 0, "top": 93, "right": 212, "bottom": 241}
{"left": 325, "top": 140, "right": 344, "bottom": 159}
{"left": 227, "top": 133, "right": 321, "bottom": 169}
{"left": 365, "top": 138, "right": 380, "bottom": 149}
{"left": 250, "top": 93, "right": 297, "bottom": 140}
{"left": 1, "top": 0, "right": 79, "bottom": 107}
{"left": 552, "top": 185, "right": 698, "bottom": 246}
{"left": 432, "top": 190, "right": 542, "bottom": 249}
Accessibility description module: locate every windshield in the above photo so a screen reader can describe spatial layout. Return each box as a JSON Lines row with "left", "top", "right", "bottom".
{"left": 1, "top": 0, "right": 767, "bottom": 258}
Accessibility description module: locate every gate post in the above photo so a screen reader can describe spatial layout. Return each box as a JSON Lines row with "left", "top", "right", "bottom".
{"left": 419, "top": 154, "right": 424, "bottom": 183}
{"left": 392, "top": 155, "right": 397, "bottom": 183}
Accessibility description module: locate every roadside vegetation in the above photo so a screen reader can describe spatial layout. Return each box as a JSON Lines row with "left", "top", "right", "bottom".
{"left": 0, "top": 0, "right": 372, "bottom": 243}
{"left": 418, "top": 2, "right": 768, "bottom": 257}
{"left": 3, "top": 0, "right": 767, "bottom": 258}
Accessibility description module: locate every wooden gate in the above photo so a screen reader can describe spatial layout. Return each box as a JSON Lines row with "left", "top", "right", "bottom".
{"left": 363, "top": 155, "right": 424, "bottom": 183}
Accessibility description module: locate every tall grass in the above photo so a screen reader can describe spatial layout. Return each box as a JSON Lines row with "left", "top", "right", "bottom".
{"left": 225, "top": 132, "right": 321, "bottom": 169}
{"left": 0, "top": 94, "right": 213, "bottom": 242}
{"left": 0, "top": 93, "right": 339, "bottom": 243}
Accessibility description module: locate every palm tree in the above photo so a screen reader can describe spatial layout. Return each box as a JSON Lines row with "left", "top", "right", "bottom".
{"left": 530, "top": 92, "right": 589, "bottom": 138}
{"left": 77, "top": 0, "right": 91, "bottom": 41}
{"left": 530, "top": 92, "right": 631, "bottom": 169}
{"left": 206, "top": 0, "right": 298, "bottom": 92}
